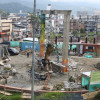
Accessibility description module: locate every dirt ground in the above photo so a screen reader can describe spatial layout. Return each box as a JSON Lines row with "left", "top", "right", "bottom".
{"left": 5, "top": 53, "right": 100, "bottom": 91}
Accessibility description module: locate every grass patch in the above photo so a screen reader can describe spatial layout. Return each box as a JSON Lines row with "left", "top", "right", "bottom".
{"left": 0, "top": 91, "right": 80, "bottom": 100}
{"left": 36, "top": 92, "right": 68, "bottom": 100}
{"left": 0, "top": 92, "right": 66, "bottom": 100}
{"left": 0, "top": 92, "right": 24, "bottom": 100}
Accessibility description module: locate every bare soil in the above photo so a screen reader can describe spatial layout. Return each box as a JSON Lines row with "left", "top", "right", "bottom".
{"left": 5, "top": 54, "right": 100, "bottom": 91}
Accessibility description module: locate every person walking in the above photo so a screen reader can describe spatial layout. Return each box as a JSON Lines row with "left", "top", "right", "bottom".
{"left": 27, "top": 51, "right": 30, "bottom": 58}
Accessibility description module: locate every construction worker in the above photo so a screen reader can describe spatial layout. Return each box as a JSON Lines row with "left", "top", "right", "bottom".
{"left": 57, "top": 55, "right": 59, "bottom": 63}
{"left": 74, "top": 48, "right": 77, "bottom": 53}
{"left": 69, "top": 75, "right": 75, "bottom": 82}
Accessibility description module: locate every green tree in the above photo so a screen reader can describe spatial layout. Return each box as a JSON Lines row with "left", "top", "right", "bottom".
{"left": 72, "top": 30, "right": 78, "bottom": 36}
{"left": 28, "top": 13, "right": 34, "bottom": 25}
{"left": 50, "top": 32, "right": 56, "bottom": 39}
{"left": 0, "top": 9, "right": 9, "bottom": 18}
{"left": 80, "top": 28, "right": 85, "bottom": 33}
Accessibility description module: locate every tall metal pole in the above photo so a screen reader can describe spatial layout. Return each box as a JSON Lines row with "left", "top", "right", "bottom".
{"left": 78, "top": 15, "right": 81, "bottom": 42}
{"left": 93, "top": 16, "right": 98, "bottom": 44}
{"left": 86, "top": 15, "right": 89, "bottom": 43}
{"left": 0, "top": 15, "right": 1, "bottom": 43}
{"left": 31, "top": 0, "right": 36, "bottom": 100}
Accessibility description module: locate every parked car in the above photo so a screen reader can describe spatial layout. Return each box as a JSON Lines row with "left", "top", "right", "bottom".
{"left": 8, "top": 47, "right": 19, "bottom": 55}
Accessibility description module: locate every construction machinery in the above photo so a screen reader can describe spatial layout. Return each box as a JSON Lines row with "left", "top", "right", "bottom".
{"left": 37, "top": 43, "right": 54, "bottom": 90}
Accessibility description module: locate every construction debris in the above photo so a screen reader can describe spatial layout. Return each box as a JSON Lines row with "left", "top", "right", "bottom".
{"left": 63, "top": 81, "right": 81, "bottom": 91}
{"left": 4, "top": 64, "right": 11, "bottom": 70}
{"left": 52, "top": 82, "right": 64, "bottom": 91}
{"left": 94, "top": 62, "right": 100, "bottom": 70}
{"left": 0, "top": 79, "right": 6, "bottom": 84}
{"left": 82, "top": 90, "right": 100, "bottom": 99}
{"left": 0, "top": 58, "right": 17, "bottom": 85}
{"left": 0, "top": 61, "right": 4, "bottom": 66}
{"left": 20, "top": 49, "right": 32, "bottom": 55}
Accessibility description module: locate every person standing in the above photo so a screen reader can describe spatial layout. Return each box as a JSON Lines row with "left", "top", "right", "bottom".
{"left": 27, "top": 51, "right": 30, "bottom": 58}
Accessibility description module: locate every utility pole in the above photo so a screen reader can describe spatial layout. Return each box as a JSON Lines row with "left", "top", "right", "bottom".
{"left": 0, "top": 15, "right": 1, "bottom": 42}
{"left": 86, "top": 15, "right": 89, "bottom": 43}
{"left": 93, "top": 15, "right": 98, "bottom": 44}
{"left": 78, "top": 15, "right": 81, "bottom": 42}
{"left": 55, "top": 14, "right": 58, "bottom": 46}
{"left": 37, "top": 10, "right": 41, "bottom": 44}
{"left": 31, "top": 0, "right": 36, "bottom": 100}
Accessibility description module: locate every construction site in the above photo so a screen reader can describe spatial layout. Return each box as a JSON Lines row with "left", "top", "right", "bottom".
{"left": 0, "top": 6, "right": 100, "bottom": 100}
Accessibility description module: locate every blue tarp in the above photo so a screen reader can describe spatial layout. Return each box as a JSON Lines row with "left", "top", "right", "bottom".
{"left": 21, "top": 42, "right": 40, "bottom": 51}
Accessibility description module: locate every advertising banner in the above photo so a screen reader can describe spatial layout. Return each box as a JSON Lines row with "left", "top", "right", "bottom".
{"left": 40, "top": 14, "right": 45, "bottom": 58}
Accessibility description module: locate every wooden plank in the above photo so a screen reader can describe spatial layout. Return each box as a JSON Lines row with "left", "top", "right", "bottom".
{"left": 0, "top": 90, "right": 12, "bottom": 96}
{"left": 21, "top": 93, "right": 31, "bottom": 99}
{"left": 21, "top": 95, "right": 31, "bottom": 99}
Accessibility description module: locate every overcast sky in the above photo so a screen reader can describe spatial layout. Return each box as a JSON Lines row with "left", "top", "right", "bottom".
{"left": 50, "top": 0, "right": 100, "bottom": 3}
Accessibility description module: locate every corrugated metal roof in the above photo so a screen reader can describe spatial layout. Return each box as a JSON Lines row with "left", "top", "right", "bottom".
{"left": 82, "top": 72, "right": 91, "bottom": 77}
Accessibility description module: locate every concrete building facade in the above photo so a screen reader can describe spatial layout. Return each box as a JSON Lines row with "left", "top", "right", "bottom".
{"left": 0, "top": 19, "right": 12, "bottom": 35}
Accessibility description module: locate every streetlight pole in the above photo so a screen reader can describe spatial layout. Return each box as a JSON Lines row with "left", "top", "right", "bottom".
{"left": 31, "top": 0, "right": 36, "bottom": 100}
{"left": 0, "top": 15, "right": 1, "bottom": 42}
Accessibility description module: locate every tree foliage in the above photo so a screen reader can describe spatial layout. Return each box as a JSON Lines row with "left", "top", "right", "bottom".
{"left": 72, "top": 30, "right": 78, "bottom": 36}
{"left": 0, "top": 9, "right": 9, "bottom": 18}
{"left": 80, "top": 28, "right": 85, "bottom": 33}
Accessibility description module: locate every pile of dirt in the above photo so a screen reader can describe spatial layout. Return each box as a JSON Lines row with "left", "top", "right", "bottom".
{"left": 20, "top": 49, "right": 32, "bottom": 55}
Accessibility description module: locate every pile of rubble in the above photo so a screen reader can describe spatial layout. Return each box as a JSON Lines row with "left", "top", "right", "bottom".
{"left": 63, "top": 81, "right": 81, "bottom": 91}
{"left": 0, "top": 57, "right": 17, "bottom": 85}
{"left": 68, "top": 58, "right": 78, "bottom": 67}
{"left": 20, "top": 49, "right": 32, "bottom": 55}
{"left": 52, "top": 81, "right": 81, "bottom": 91}
{"left": 94, "top": 63, "right": 100, "bottom": 70}
{"left": 52, "top": 82, "right": 64, "bottom": 91}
